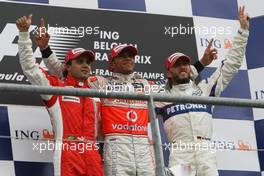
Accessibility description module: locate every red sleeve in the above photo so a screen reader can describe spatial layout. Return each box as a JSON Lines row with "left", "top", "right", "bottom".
{"left": 39, "top": 67, "right": 60, "bottom": 108}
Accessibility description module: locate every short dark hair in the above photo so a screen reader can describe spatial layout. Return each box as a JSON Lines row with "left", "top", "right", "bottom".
{"left": 63, "top": 60, "right": 72, "bottom": 77}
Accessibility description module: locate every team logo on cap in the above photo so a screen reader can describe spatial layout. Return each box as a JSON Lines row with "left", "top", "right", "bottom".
{"left": 71, "top": 48, "right": 86, "bottom": 54}
{"left": 167, "top": 53, "right": 185, "bottom": 63}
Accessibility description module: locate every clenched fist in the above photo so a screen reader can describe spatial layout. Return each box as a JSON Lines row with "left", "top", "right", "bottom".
{"left": 16, "top": 14, "right": 32, "bottom": 32}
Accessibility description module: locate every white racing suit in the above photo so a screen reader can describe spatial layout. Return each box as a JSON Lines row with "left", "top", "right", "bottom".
{"left": 155, "top": 29, "right": 249, "bottom": 176}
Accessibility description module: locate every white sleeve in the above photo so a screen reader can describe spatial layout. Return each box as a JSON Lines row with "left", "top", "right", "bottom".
{"left": 18, "top": 32, "right": 52, "bottom": 101}
{"left": 200, "top": 29, "right": 249, "bottom": 97}
{"left": 88, "top": 75, "right": 107, "bottom": 90}
{"left": 190, "top": 65, "right": 199, "bottom": 81}
{"left": 44, "top": 53, "right": 64, "bottom": 79}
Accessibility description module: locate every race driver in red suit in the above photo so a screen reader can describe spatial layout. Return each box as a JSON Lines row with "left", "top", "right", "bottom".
{"left": 16, "top": 14, "right": 103, "bottom": 176}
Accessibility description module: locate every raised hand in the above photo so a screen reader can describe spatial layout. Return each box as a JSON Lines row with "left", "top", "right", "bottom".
{"left": 200, "top": 38, "right": 218, "bottom": 67}
{"left": 239, "top": 6, "right": 250, "bottom": 30}
{"left": 16, "top": 14, "right": 32, "bottom": 32}
{"left": 35, "top": 18, "right": 50, "bottom": 50}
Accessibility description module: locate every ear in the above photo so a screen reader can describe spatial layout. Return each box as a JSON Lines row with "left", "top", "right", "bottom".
{"left": 166, "top": 70, "right": 172, "bottom": 78}
{"left": 66, "top": 64, "right": 71, "bottom": 72}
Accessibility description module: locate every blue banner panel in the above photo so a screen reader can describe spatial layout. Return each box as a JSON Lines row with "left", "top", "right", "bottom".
{"left": 98, "top": 0, "right": 146, "bottom": 11}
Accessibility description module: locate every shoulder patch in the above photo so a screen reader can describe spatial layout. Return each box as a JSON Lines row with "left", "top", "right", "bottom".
{"left": 89, "top": 76, "right": 98, "bottom": 82}
{"left": 148, "top": 81, "right": 155, "bottom": 85}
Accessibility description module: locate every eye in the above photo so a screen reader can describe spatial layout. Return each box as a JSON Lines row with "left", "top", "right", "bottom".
{"left": 128, "top": 53, "right": 134, "bottom": 58}
{"left": 75, "top": 58, "right": 92, "bottom": 65}
{"left": 117, "top": 53, "right": 134, "bottom": 58}
{"left": 118, "top": 53, "right": 126, "bottom": 58}
{"left": 76, "top": 60, "right": 82, "bottom": 64}
{"left": 85, "top": 60, "right": 92, "bottom": 65}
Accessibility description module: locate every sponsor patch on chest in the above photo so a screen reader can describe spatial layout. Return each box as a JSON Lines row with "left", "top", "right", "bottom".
{"left": 62, "top": 96, "right": 80, "bottom": 103}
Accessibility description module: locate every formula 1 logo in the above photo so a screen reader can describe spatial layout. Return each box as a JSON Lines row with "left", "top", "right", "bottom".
{"left": 126, "top": 110, "right": 138, "bottom": 122}
{"left": 0, "top": 23, "right": 81, "bottom": 64}
{"left": 0, "top": 23, "right": 37, "bottom": 63}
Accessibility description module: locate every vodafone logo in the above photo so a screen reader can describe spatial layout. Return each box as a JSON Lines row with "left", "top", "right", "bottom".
{"left": 111, "top": 110, "right": 147, "bottom": 132}
{"left": 126, "top": 110, "right": 138, "bottom": 122}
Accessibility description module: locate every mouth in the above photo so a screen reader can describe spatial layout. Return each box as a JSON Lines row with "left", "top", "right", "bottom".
{"left": 81, "top": 70, "right": 89, "bottom": 74}
{"left": 122, "top": 61, "right": 133, "bottom": 66}
{"left": 180, "top": 71, "right": 187, "bottom": 74}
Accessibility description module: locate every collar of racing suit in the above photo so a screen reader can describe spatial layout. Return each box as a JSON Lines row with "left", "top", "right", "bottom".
{"left": 171, "top": 81, "right": 193, "bottom": 91}
{"left": 64, "top": 75, "right": 88, "bottom": 88}
{"left": 112, "top": 72, "right": 138, "bottom": 81}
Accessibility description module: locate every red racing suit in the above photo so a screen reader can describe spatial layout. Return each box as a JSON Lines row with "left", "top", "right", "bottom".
{"left": 18, "top": 32, "right": 103, "bottom": 176}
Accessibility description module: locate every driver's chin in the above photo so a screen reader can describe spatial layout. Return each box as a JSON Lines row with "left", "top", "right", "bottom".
{"left": 82, "top": 74, "right": 89, "bottom": 80}
{"left": 122, "top": 70, "right": 133, "bottom": 74}
{"left": 77, "top": 73, "right": 89, "bottom": 81}
{"left": 180, "top": 75, "right": 189, "bottom": 80}
{"left": 178, "top": 78, "right": 190, "bottom": 84}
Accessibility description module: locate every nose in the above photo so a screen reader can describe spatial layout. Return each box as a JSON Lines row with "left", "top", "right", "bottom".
{"left": 81, "top": 62, "right": 91, "bottom": 70}
{"left": 83, "top": 59, "right": 92, "bottom": 66}
{"left": 180, "top": 64, "right": 186, "bottom": 68}
{"left": 81, "top": 62, "right": 88, "bottom": 66}
{"left": 123, "top": 55, "right": 134, "bottom": 62}
{"left": 123, "top": 57, "right": 133, "bottom": 61}
{"left": 178, "top": 64, "right": 189, "bottom": 71}
{"left": 123, "top": 53, "right": 134, "bottom": 59}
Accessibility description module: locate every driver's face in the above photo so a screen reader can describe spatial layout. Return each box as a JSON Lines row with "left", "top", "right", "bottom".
{"left": 167, "top": 59, "right": 191, "bottom": 84}
{"left": 66, "top": 55, "right": 92, "bottom": 81}
{"left": 111, "top": 50, "right": 135, "bottom": 74}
